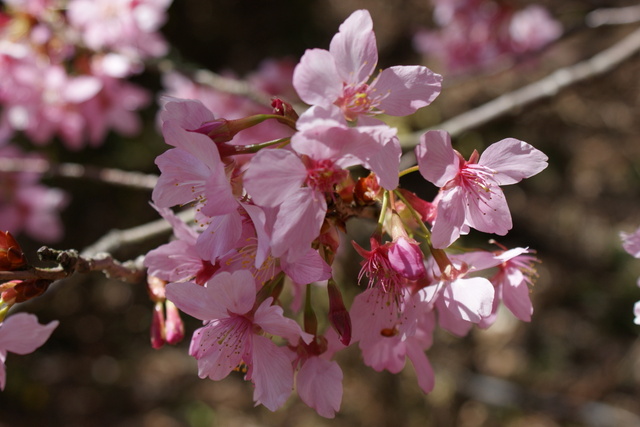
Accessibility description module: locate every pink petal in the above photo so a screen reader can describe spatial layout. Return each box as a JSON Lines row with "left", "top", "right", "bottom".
{"left": 293, "top": 49, "right": 342, "bottom": 106}
{"left": 254, "top": 298, "right": 312, "bottom": 344}
{"left": 161, "top": 122, "right": 222, "bottom": 166}
{"left": 621, "top": 227, "right": 640, "bottom": 258}
{"left": 196, "top": 211, "right": 243, "bottom": 262}
{"left": 405, "top": 340, "right": 435, "bottom": 393}
{"left": 0, "top": 313, "right": 58, "bottom": 355}
{"left": 463, "top": 185, "right": 512, "bottom": 235}
{"left": 388, "top": 237, "right": 426, "bottom": 280}
{"left": 270, "top": 188, "right": 326, "bottom": 259}
{"left": 361, "top": 134, "right": 401, "bottom": 190}
{"left": 201, "top": 168, "right": 237, "bottom": 217}
{"left": 297, "top": 357, "right": 343, "bottom": 418}
{"left": 159, "top": 97, "right": 216, "bottom": 133}
{"left": 416, "top": 130, "right": 460, "bottom": 187}
{"left": 430, "top": 187, "right": 466, "bottom": 249}
{"left": 444, "top": 277, "right": 495, "bottom": 323}
{"left": 250, "top": 335, "right": 294, "bottom": 411}
{"left": 152, "top": 148, "right": 210, "bottom": 207}
{"left": 329, "top": 9, "right": 377, "bottom": 85}
{"left": 244, "top": 149, "right": 307, "bottom": 208}
{"left": 501, "top": 269, "right": 533, "bottom": 322}
{"left": 280, "top": 248, "right": 332, "bottom": 285}
{"left": 479, "top": 138, "right": 548, "bottom": 185}
{"left": 208, "top": 270, "right": 257, "bottom": 315}
{"left": 165, "top": 281, "right": 227, "bottom": 320}
{"left": 189, "top": 323, "right": 247, "bottom": 380}
{"left": 361, "top": 335, "right": 406, "bottom": 373}
{"left": 374, "top": 65, "right": 442, "bottom": 116}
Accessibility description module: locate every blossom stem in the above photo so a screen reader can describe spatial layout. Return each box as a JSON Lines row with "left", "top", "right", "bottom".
{"left": 303, "top": 284, "right": 318, "bottom": 336}
{"left": 375, "top": 190, "right": 389, "bottom": 239}
{"left": 398, "top": 165, "right": 419, "bottom": 178}
{"left": 228, "top": 137, "right": 291, "bottom": 155}
{"left": 255, "top": 271, "right": 285, "bottom": 307}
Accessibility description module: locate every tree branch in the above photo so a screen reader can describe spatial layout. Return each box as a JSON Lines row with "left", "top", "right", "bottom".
{"left": 0, "top": 157, "right": 158, "bottom": 190}
{"left": 587, "top": 6, "right": 640, "bottom": 28}
{"left": 0, "top": 247, "right": 145, "bottom": 284}
{"left": 399, "top": 26, "right": 640, "bottom": 155}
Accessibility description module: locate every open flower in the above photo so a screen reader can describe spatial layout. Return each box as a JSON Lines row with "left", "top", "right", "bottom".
{"left": 416, "top": 130, "right": 548, "bottom": 248}
{"left": 293, "top": 9, "right": 442, "bottom": 123}
{"left": 165, "top": 270, "right": 312, "bottom": 411}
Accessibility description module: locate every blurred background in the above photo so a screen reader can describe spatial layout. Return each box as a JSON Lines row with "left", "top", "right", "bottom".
{"left": 2, "top": 0, "right": 640, "bottom": 426}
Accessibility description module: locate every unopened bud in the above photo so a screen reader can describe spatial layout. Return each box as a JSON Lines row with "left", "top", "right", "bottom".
{"left": 0, "top": 231, "right": 27, "bottom": 271}
{"left": 150, "top": 301, "right": 165, "bottom": 350}
{"left": 164, "top": 300, "right": 184, "bottom": 345}
{"left": 13, "top": 279, "right": 52, "bottom": 303}
{"left": 190, "top": 115, "right": 271, "bottom": 144}
{"left": 272, "top": 97, "right": 299, "bottom": 126}
{"left": 327, "top": 279, "right": 351, "bottom": 346}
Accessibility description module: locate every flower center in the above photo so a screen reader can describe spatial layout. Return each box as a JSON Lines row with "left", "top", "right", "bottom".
{"left": 335, "top": 83, "right": 382, "bottom": 121}
{"left": 304, "top": 158, "right": 348, "bottom": 194}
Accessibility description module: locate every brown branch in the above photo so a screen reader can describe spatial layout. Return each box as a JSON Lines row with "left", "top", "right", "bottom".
{"left": 399, "top": 26, "right": 640, "bottom": 154}
{"left": 0, "top": 157, "right": 158, "bottom": 190}
{"left": 0, "top": 247, "right": 145, "bottom": 284}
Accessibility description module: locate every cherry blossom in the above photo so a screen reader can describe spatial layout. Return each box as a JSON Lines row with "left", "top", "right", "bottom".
{"left": 165, "top": 270, "right": 312, "bottom": 411}
{"left": 416, "top": 130, "right": 548, "bottom": 248}
{"left": 293, "top": 9, "right": 442, "bottom": 123}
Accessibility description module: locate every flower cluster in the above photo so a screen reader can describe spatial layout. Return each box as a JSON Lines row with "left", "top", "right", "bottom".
{"left": 0, "top": 145, "right": 68, "bottom": 242}
{"left": 145, "top": 9, "right": 548, "bottom": 417}
{"left": 0, "top": 0, "right": 171, "bottom": 149}
{"left": 413, "top": 0, "right": 562, "bottom": 74}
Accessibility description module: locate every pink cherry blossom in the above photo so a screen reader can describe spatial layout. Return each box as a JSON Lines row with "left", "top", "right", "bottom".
{"left": 0, "top": 145, "right": 68, "bottom": 242}
{"left": 293, "top": 9, "right": 442, "bottom": 123}
{"left": 350, "top": 287, "right": 436, "bottom": 393}
{"left": 0, "top": 312, "right": 58, "bottom": 390}
{"left": 67, "top": 0, "right": 171, "bottom": 60}
{"left": 423, "top": 254, "right": 496, "bottom": 336}
{"left": 413, "top": 0, "right": 561, "bottom": 74}
{"left": 165, "top": 270, "right": 312, "bottom": 411}
{"left": 416, "top": 130, "right": 548, "bottom": 248}
{"left": 621, "top": 226, "right": 640, "bottom": 258}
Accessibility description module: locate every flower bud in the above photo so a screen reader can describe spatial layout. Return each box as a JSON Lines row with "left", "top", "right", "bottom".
{"left": 13, "top": 279, "right": 52, "bottom": 303}
{"left": 150, "top": 301, "right": 165, "bottom": 350}
{"left": 164, "top": 300, "right": 184, "bottom": 345}
{"left": 0, "top": 231, "right": 27, "bottom": 271}
{"left": 327, "top": 279, "right": 351, "bottom": 346}
{"left": 272, "top": 97, "right": 299, "bottom": 126}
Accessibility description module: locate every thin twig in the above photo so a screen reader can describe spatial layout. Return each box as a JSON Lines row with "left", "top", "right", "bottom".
{"left": 0, "top": 157, "right": 158, "bottom": 190}
{"left": 80, "top": 208, "right": 195, "bottom": 257}
{"left": 587, "top": 6, "right": 640, "bottom": 28}
{"left": 399, "top": 26, "right": 640, "bottom": 153}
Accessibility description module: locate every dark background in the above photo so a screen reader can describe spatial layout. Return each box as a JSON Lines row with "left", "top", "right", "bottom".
{"left": 3, "top": 1, "right": 640, "bottom": 426}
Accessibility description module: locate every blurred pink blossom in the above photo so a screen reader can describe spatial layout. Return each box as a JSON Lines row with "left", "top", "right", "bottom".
{"left": 0, "top": 145, "right": 68, "bottom": 242}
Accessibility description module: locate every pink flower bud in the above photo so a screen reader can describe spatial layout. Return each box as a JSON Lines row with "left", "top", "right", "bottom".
{"left": 327, "top": 280, "right": 351, "bottom": 346}
{"left": 150, "top": 302, "right": 165, "bottom": 350}
{"left": 164, "top": 300, "right": 184, "bottom": 345}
